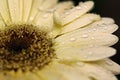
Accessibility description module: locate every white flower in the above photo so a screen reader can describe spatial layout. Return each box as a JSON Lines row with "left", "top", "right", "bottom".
{"left": 0, "top": 0, "right": 119, "bottom": 80}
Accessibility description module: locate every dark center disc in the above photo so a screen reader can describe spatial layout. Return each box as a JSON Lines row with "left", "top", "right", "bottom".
{"left": 0, "top": 24, "right": 55, "bottom": 72}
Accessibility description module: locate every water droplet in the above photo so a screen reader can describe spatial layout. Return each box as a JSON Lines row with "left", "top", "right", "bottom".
{"left": 64, "top": 12, "right": 70, "bottom": 15}
{"left": 83, "top": 4, "right": 88, "bottom": 8}
{"left": 75, "top": 15, "right": 79, "bottom": 18}
{"left": 89, "top": 72, "right": 98, "bottom": 79}
{"left": 48, "top": 8, "right": 56, "bottom": 12}
{"left": 75, "top": 6, "right": 82, "bottom": 10}
{"left": 81, "top": 34, "right": 89, "bottom": 38}
{"left": 91, "top": 37, "right": 95, "bottom": 40}
{"left": 93, "top": 28, "right": 97, "bottom": 31}
{"left": 70, "top": 38, "right": 76, "bottom": 41}
{"left": 105, "top": 60, "right": 113, "bottom": 66}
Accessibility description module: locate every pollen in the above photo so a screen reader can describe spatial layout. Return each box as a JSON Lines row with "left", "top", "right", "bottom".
{"left": 0, "top": 24, "right": 55, "bottom": 72}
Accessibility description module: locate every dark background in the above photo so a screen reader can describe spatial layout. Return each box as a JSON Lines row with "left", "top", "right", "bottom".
{"left": 59, "top": 0, "right": 120, "bottom": 79}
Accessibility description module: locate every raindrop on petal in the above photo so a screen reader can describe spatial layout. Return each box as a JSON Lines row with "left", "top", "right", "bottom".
{"left": 70, "top": 38, "right": 76, "bottom": 41}
{"left": 75, "top": 6, "right": 82, "bottom": 10}
{"left": 105, "top": 60, "right": 113, "bottom": 66}
{"left": 81, "top": 34, "right": 89, "bottom": 38}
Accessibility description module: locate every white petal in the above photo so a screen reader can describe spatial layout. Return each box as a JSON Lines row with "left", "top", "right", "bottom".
{"left": 24, "top": 71, "right": 41, "bottom": 80}
{"left": 73, "top": 63, "right": 118, "bottom": 80}
{"left": 34, "top": 0, "right": 58, "bottom": 23}
{"left": 23, "top": 0, "right": 33, "bottom": 22}
{"left": 38, "top": 0, "right": 58, "bottom": 11}
{"left": 34, "top": 12, "right": 53, "bottom": 32}
{"left": 28, "top": 0, "right": 44, "bottom": 22}
{"left": 8, "top": 0, "right": 21, "bottom": 23}
{"left": 0, "top": 71, "right": 15, "bottom": 80}
{"left": 0, "top": 0, "right": 12, "bottom": 24}
{"left": 102, "top": 17, "right": 115, "bottom": 24}
{"left": 19, "top": 0, "right": 23, "bottom": 23}
{"left": 36, "top": 62, "right": 90, "bottom": 80}
{"left": 55, "top": 33, "right": 118, "bottom": 47}
{"left": 53, "top": 1, "right": 74, "bottom": 25}
{"left": 96, "top": 59, "right": 120, "bottom": 74}
{"left": 15, "top": 70, "right": 26, "bottom": 80}
{"left": 0, "top": 14, "right": 5, "bottom": 29}
{"left": 55, "top": 46, "right": 116, "bottom": 61}
{"left": 61, "top": 14, "right": 100, "bottom": 34}
{"left": 73, "top": 18, "right": 118, "bottom": 34}
{"left": 53, "top": 1, "right": 74, "bottom": 14}
{"left": 60, "top": 1, "right": 94, "bottom": 25}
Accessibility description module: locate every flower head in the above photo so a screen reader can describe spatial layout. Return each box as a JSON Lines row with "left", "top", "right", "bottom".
{"left": 0, "top": 0, "right": 119, "bottom": 80}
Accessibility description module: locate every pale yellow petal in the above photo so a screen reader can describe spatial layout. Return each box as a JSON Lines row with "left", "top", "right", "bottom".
{"left": 73, "top": 63, "right": 118, "bottom": 80}
{"left": 0, "top": 0, "right": 11, "bottom": 24}
{"left": 59, "top": 1, "right": 94, "bottom": 25}
{"left": 37, "top": 62, "right": 90, "bottom": 80}
{"left": 55, "top": 33, "right": 118, "bottom": 47}
{"left": 96, "top": 59, "right": 120, "bottom": 75}
{"left": 54, "top": 1, "right": 73, "bottom": 14}
{"left": 102, "top": 17, "right": 115, "bottom": 24}
{"left": 72, "top": 18, "right": 118, "bottom": 34}
{"left": 24, "top": 71, "right": 41, "bottom": 80}
{"left": 53, "top": 1, "right": 74, "bottom": 25}
{"left": 34, "top": 12, "right": 53, "bottom": 32}
{"left": 55, "top": 46, "right": 116, "bottom": 61}
{"left": 38, "top": 0, "right": 58, "bottom": 11}
{"left": 0, "top": 71, "right": 16, "bottom": 80}
{"left": 61, "top": 13, "right": 100, "bottom": 34}
{"left": 15, "top": 70, "right": 26, "bottom": 80}
{"left": 23, "top": 0, "right": 33, "bottom": 22}
{"left": 28, "top": 0, "right": 44, "bottom": 22}
{"left": 36, "top": 65, "right": 68, "bottom": 80}
{"left": 8, "top": 0, "right": 21, "bottom": 23}
{"left": 0, "top": 14, "right": 5, "bottom": 29}
{"left": 19, "top": 0, "right": 23, "bottom": 23}
{"left": 49, "top": 1, "right": 74, "bottom": 38}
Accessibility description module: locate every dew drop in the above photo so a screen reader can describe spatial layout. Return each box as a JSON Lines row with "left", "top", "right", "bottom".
{"left": 75, "top": 6, "right": 82, "bottom": 10}
{"left": 70, "top": 38, "right": 76, "bottom": 41}
{"left": 48, "top": 8, "right": 56, "bottom": 12}
{"left": 81, "top": 34, "right": 89, "bottom": 38}
{"left": 64, "top": 12, "right": 70, "bottom": 15}
{"left": 83, "top": 4, "right": 88, "bottom": 8}
{"left": 89, "top": 72, "right": 98, "bottom": 79}
{"left": 91, "top": 37, "right": 95, "bottom": 40}
{"left": 105, "top": 60, "right": 113, "bottom": 66}
{"left": 93, "top": 28, "right": 97, "bottom": 31}
{"left": 75, "top": 15, "right": 79, "bottom": 18}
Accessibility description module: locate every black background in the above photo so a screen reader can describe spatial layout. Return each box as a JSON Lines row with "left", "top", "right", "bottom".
{"left": 59, "top": 0, "right": 120, "bottom": 79}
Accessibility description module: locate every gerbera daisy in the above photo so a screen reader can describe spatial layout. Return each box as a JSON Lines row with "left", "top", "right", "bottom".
{"left": 0, "top": 0, "right": 119, "bottom": 80}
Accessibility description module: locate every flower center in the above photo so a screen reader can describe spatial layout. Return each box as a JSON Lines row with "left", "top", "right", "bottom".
{"left": 0, "top": 24, "right": 55, "bottom": 72}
